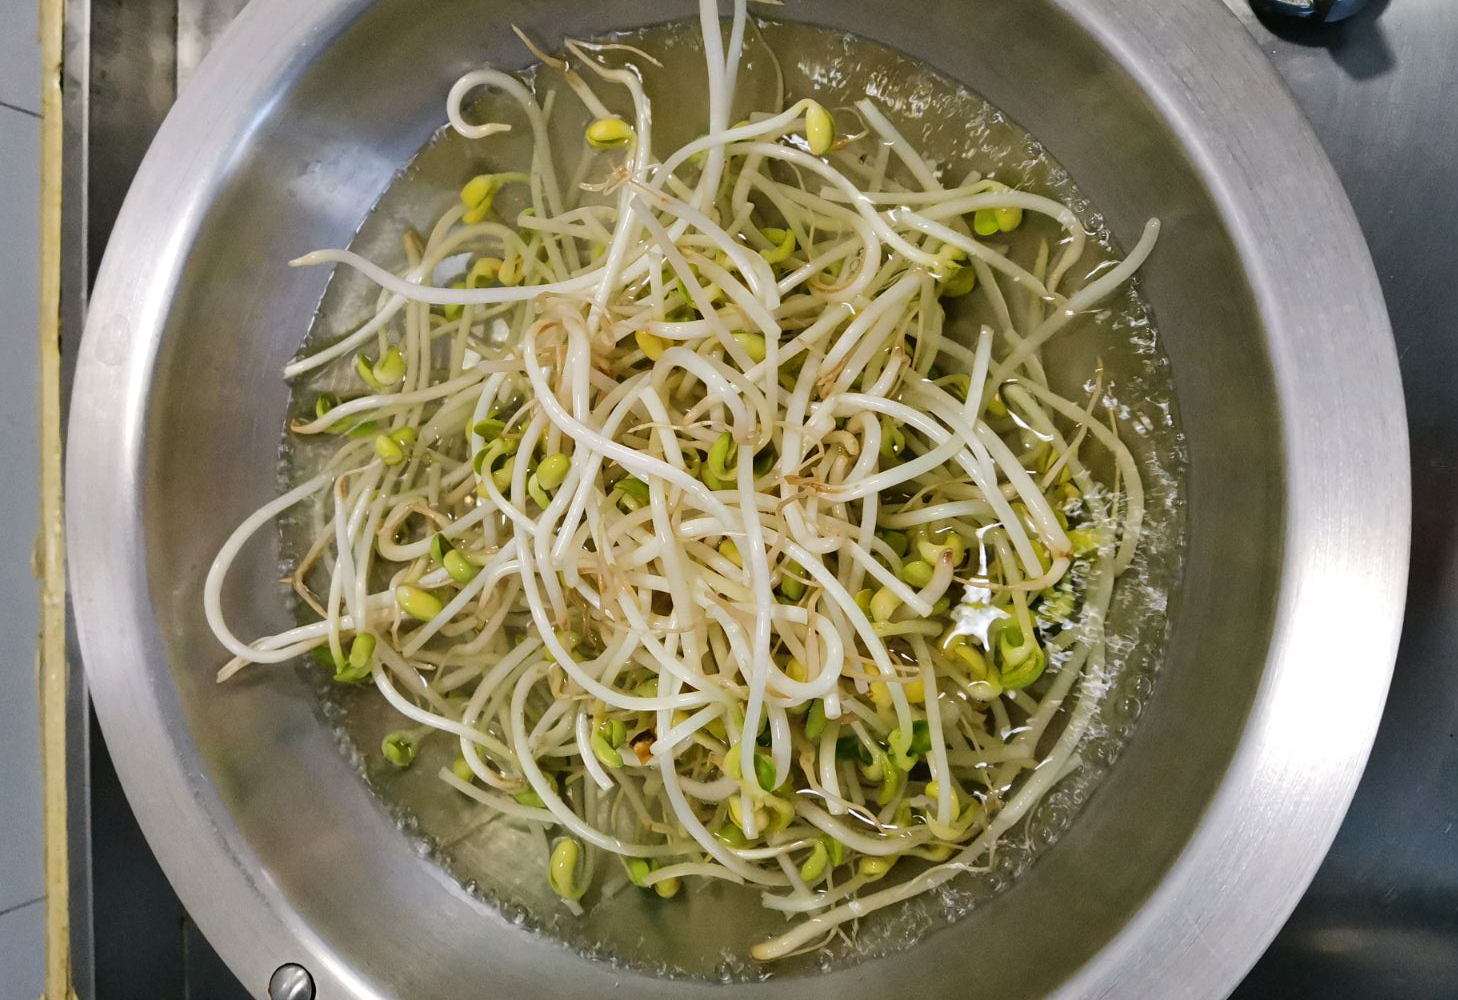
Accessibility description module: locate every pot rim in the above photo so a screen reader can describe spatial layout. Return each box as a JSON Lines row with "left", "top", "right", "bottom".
{"left": 65, "top": 0, "right": 1409, "bottom": 996}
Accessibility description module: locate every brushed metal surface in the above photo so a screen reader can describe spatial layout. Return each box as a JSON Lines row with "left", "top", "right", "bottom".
{"left": 65, "top": 0, "right": 1408, "bottom": 997}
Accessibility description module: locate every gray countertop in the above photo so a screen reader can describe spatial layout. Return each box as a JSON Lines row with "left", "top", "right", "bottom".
{"left": 62, "top": 0, "right": 1457, "bottom": 996}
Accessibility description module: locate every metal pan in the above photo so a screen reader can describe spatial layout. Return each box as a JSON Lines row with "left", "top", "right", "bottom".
{"left": 66, "top": 0, "right": 1408, "bottom": 996}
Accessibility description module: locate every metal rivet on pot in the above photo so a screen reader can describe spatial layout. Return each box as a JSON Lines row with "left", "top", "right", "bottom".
{"left": 269, "top": 963, "right": 316, "bottom": 1000}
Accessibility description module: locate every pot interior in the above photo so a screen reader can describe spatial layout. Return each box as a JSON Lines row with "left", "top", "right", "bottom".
{"left": 138, "top": 0, "right": 1280, "bottom": 996}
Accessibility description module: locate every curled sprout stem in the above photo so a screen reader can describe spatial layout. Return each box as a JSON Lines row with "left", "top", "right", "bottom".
{"left": 208, "top": 0, "right": 1155, "bottom": 962}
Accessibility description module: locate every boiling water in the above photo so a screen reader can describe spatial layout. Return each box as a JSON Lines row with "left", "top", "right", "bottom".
{"left": 279, "top": 18, "right": 1185, "bottom": 977}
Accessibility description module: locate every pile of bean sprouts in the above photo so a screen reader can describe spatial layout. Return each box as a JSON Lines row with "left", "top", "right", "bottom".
{"left": 205, "top": 0, "right": 1156, "bottom": 962}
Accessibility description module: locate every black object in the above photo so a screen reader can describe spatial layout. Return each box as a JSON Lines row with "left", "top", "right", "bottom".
{"left": 1250, "top": 0, "right": 1369, "bottom": 22}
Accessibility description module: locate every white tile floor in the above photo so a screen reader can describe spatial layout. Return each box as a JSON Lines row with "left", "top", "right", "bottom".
{"left": 0, "top": 0, "right": 44, "bottom": 993}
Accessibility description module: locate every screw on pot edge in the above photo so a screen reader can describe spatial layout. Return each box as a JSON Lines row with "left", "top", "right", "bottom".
{"left": 269, "top": 963, "right": 316, "bottom": 1000}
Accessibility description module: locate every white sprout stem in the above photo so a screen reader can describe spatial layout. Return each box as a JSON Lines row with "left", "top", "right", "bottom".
{"left": 205, "top": 473, "right": 332, "bottom": 663}
{"left": 209, "top": 21, "right": 1163, "bottom": 957}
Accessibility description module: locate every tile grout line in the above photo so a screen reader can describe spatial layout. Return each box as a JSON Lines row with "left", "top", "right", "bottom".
{"left": 0, "top": 895, "right": 46, "bottom": 919}
{"left": 0, "top": 98, "right": 42, "bottom": 120}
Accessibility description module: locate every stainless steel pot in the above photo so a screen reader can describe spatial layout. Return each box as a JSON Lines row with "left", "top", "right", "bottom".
{"left": 66, "top": 0, "right": 1409, "bottom": 996}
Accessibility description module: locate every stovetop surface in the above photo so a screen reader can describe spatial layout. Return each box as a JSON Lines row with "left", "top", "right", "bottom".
{"left": 65, "top": 1, "right": 1458, "bottom": 996}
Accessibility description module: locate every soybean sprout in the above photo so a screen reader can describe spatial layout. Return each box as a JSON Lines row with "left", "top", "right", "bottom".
{"left": 206, "top": 0, "right": 1154, "bottom": 962}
